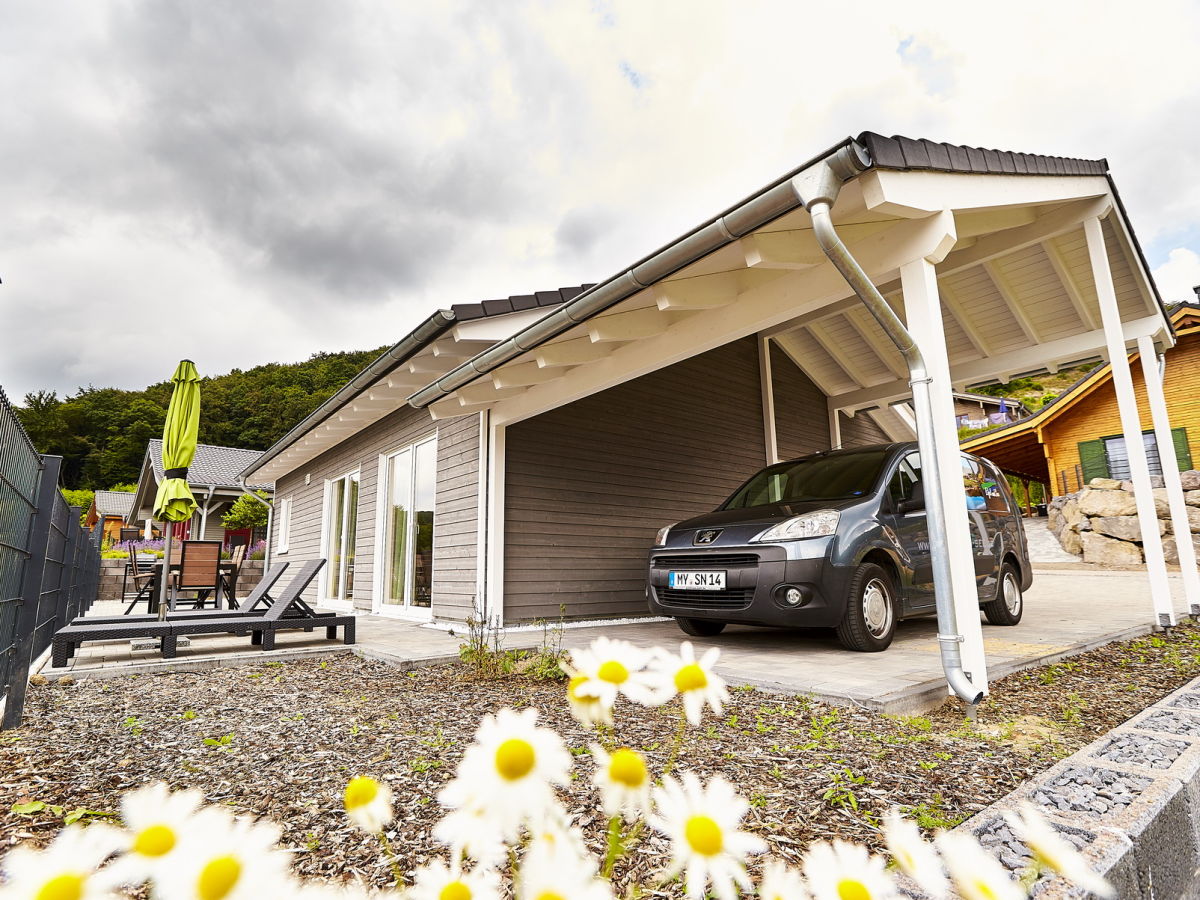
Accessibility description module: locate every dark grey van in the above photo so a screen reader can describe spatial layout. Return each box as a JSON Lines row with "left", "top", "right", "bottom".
{"left": 646, "top": 442, "right": 1032, "bottom": 651}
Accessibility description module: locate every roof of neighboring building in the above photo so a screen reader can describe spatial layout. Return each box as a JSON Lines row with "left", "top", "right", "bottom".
{"left": 148, "top": 440, "right": 270, "bottom": 490}
{"left": 93, "top": 490, "right": 135, "bottom": 519}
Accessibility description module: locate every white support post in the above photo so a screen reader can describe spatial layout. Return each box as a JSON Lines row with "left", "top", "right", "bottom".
{"left": 1085, "top": 217, "right": 1175, "bottom": 626}
{"left": 484, "top": 419, "right": 507, "bottom": 627}
{"left": 828, "top": 404, "right": 842, "bottom": 449}
{"left": 901, "top": 256, "right": 990, "bottom": 693}
{"left": 759, "top": 336, "right": 779, "bottom": 464}
{"left": 1138, "top": 335, "right": 1200, "bottom": 614}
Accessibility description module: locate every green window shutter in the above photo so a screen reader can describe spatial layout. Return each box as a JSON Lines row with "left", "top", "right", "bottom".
{"left": 1078, "top": 440, "right": 1109, "bottom": 482}
{"left": 1172, "top": 427, "right": 1193, "bottom": 471}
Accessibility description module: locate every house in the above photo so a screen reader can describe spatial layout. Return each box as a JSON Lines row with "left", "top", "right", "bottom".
{"left": 128, "top": 440, "right": 272, "bottom": 546}
{"left": 84, "top": 490, "right": 135, "bottom": 545}
{"left": 962, "top": 302, "right": 1200, "bottom": 496}
{"left": 953, "top": 392, "right": 1029, "bottom": 431}
{"left": 240, "top": 130, "right": 1191, "bottom": 689}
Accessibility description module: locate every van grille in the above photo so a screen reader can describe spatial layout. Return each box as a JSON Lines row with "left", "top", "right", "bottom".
{"left": 652, "top": 554, "right": 758, "bottom": 569}
{"left": 658, "top": 588, "right": 754, "bottom": 610}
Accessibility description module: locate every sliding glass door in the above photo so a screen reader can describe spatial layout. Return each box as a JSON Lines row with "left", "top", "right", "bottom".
{"left": 379, "top": 437, "right": 436, "bottom": 616}
{"left": 324, "top": 471, "right": 359, "bottom": 607}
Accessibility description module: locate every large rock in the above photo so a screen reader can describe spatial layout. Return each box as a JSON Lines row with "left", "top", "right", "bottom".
{"left": 1089, "top": 477, "right": 1124, "bottom": 491}
{"left": 1165, "top": 506, "right": 1200, "bottom": 534}
{"left": 1061, "top": 497, "right": 1084, "bottom": 529}
{"left": 1092, "top": 515, "right": 1165, "bottom": 542}
{"left": 1181, "top": 471, "right": 1200, "bottom": 491}
{"left": 1077, "top": 488, "right": 1138, "bottom": 518}
{"left": 1059, "top": 529, "right": 1083, "bottom": 556}
{"left": 1081, "top": 532, "right": 1143, "bottom": 566}
{"left": 1163, "top": 535, "right": 1200, "bottom": 565}
{"left": 1047, "top": 507, "right": 1064, "bottom": 535}
{"left": 1153, "top": 488, "right": 1170, "bottom": 517}
{"left": 1187, "top": 490, "right": 1200, "bottom": 508}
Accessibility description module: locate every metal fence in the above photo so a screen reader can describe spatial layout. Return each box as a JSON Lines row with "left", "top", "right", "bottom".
{"left": 0, "top": 386, "right": 99, "bottom": 729}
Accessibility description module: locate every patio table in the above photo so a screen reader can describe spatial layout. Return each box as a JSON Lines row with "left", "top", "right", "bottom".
{"left": 148, "top": 560, "right": 236, "bottom": 612}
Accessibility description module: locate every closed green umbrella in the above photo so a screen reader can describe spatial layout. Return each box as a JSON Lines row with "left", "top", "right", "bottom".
{"left": 153, "top": 360, "right": 201, "bottom": 619}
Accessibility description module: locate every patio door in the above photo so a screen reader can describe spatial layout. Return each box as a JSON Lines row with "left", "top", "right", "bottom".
{"left": 376, "top": 437, "right": 436, "bottom": 618}
{"left": 324, "top": 471, "right": 359, "bottom": 609}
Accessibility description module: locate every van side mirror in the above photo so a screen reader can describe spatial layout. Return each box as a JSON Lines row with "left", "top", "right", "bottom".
{"left": 897, "top": 480, "right": 925, "bottom": 514}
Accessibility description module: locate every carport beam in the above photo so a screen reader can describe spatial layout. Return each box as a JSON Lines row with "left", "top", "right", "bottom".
{"left": 1137, "top": 335, "right": 1200, "bottom": 614}
{"left": 1084, "top": 216, "right": 1175, "bottom": 626}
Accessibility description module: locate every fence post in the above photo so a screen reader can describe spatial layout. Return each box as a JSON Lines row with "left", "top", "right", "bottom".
{"left": 56, "top": 510, "right": 80, "bottom": 635}
{"left": 2, "top": 455, "right": 61, "bottom": 730}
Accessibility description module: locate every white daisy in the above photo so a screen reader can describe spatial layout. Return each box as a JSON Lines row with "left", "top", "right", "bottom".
{"left": 104, "top": 783, "right": 206, "bottom": 886}
{"left": 566, "top": 672, "right": 613, "bottom": 727}
{"left": 0, "top": 823, "right": 124, "bottom": 900}
{"left": 650, "top": 772, "right": 766, "bottom": 900}
{"left": 343, "top": 776, "right": 395, "bottom": 834}
{"left": 569, "top": 637, "right": 659, "bottom": 707}
{"left": 935, "top": 831, "right": 1024, "bottom": 900}
{"left": 1004, "top": 803, "right": 1114, "bottom": 898}
{"left": 153, "top": 809, "right": 293, "bottom": 900}
{"left": 590, "top": 744, "right": 652, "bottom": 821}
{"left": 649, "top": 642, "right": 729, "bottom": 725}
{"left": 431, "top": 805, "right": 507, "bottom": 868}
{"left": 438, "top": 707, "right": 571, "bottom": 842}
{"left": 802, "top": 840, "right": 897, "bottom": 900}
{"left": 408, "top": 859, "right": 500, "bottom": 900}
{"left": 516, "top": 829, "right": 612, "bottom": 900}
{"left": 758, "top": 859, "right": 809, "bottom": 900}
{"left": 524, "top": 801, "right": 595, "bottom": 874}
{"left": 882, "top": 809, "right": 948, "bottom": 898}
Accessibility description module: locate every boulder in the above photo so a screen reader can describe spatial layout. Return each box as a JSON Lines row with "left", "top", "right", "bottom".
{"left": 1088, "top": 478, "right": 1124, "bottom": 491}
{"left": 1047, "top": 507, "right": 1064, "bottom": 535}
{"left": 1059, "top": 528, "right": 1083, "bottom": 556}
{"left": 1187, "top": 490, "right": 1200, "bottom": 508}
{"left": 1061, "top": 497, "right": 1084, "bottom": 528}
{"left": 1153, "top": 488, "right": 1170, "bottom": 517}
{"left": 1091, "top": 515, "right": 1165, "bottom": 542}
{"left": 1081, "top": 532, "right": 1143, "bottom": 566}
{"left": 1077, "top": 488, "right": 1138, "bottom": 518}
{"left": 1163, "top": 535, "right": 1200, "bottom": 565}
{"left": 1182, "top": 471, "right": 1200, "bottom": 491}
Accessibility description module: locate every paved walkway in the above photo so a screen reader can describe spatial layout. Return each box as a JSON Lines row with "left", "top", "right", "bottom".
{"left": 43, "top": 567, "right": 1189, "bottom": 713}
{"left": 1024, "top": 517, "right": 1082, "bottom": 563}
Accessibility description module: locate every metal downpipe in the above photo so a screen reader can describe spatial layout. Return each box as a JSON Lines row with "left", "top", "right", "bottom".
{"left": 237, "top": 477, "right": 274, "bottom": 571}
{"left": 807, "top": 199, "right": 982, "bottom": 706}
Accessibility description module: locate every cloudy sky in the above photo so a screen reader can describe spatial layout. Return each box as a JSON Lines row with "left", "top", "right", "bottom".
{"left": 3, "top": 0, "right": 1199, "bottom": 400}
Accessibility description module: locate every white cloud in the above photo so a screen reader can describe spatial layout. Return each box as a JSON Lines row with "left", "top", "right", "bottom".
{"left": 1153, "top": 248, "right": 1200, "bottom": 307}
{"left": 1, "top": 0, "right": 1199, "bottom": 397}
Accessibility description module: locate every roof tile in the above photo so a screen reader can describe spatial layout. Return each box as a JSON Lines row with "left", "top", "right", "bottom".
{"left": 856, "top": 132, "right": 1108, "bottom": 179}
{"left": 481, "top": 298, "right": 515, "bottom": 316}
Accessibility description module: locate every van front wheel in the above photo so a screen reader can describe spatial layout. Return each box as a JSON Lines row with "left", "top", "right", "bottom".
{"left": 676, "top": 618, "right": 726, "bottom": 637}
{"left": 836, "top": 562, "right": 897, "bottom": 652}
{"left": 983, "top": 562, "right": 1023, "bottom": 626}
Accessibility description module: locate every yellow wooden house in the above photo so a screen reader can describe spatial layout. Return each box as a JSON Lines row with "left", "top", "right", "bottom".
{"left": 963, "top": 302, "right": 1200, "bottom": 497}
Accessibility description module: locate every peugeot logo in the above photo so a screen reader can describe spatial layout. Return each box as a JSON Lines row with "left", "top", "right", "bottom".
{"left": 694, "top": 529, "right": 723, "bottom": 545}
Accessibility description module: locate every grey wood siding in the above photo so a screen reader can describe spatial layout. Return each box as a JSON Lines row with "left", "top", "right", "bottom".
{"left": 432, "top": 413, "right": 481, "bottom": 621}
{"left": 503, "top": 338, "right": 767, "bottom": 623}
{"left": 838, "top": 410, "right": 890, "bottom": 447}
{"left": 271, "top": 404, "right": 475, "bottom": 616}
{"left": 770, "top": 344, "right": 832, "bottom": 461}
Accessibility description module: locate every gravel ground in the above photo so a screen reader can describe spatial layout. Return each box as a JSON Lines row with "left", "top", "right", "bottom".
{"left": 4, "top": 623, "right": 1200, "bottom": 892}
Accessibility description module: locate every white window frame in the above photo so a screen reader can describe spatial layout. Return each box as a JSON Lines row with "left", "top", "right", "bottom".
{"left": 319, "top": 470, "right": 359, "bottom": 610}
{"left": 372, "top": 436, "right": 437, "bottom": 620}
{"left": 276, "top": 497, "right": 292, "bottom": 554}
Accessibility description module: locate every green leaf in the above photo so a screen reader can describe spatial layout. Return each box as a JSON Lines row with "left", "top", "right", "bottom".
{"left": 11, "top": 800, "right": 46, "bottom": 815}
{"left": 63, "top": 808, "right": 114, "bottom": 825}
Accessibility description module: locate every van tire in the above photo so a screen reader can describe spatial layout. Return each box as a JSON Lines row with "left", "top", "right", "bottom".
{"left": 836, "top": 562, "right": 897, "bottom": 652}
{"left": 676, "top": 618, "right": 726, "bottom": 637}
{"left": 983, "top": 562, "right": 1023, "bottom": 626}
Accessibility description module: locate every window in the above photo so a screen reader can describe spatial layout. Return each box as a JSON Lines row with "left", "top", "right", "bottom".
{"left": 325, "top": 472, "right": 360, "bottom": 604}
{"left": 887, "top": 453, "right": 922, "bottom": 506}
{"left": 1104, "top": 434, "right": 1162, "bottom": 481}
{"left": 1079, "top": 428, "right": 1192, "bottom": 483}
{"left": 724, "top": 449, "right": 891, "bottom": 510}
{"left": 382, "top": 437, "right": 436, "bottom": 610}
{"left": 276, "top": 498, "right": 292, "bottom": 553}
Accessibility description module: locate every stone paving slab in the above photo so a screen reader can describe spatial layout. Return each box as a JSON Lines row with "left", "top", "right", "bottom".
{"left": 45, "top": 570, "right": 1188, "bottom": 713}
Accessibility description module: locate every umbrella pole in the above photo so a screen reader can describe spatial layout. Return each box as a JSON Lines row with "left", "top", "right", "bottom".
{"left": 158, "top": 526, "right": 172, "bottom": 622}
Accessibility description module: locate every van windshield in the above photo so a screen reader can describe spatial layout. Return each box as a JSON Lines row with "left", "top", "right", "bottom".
{"left": 723, "top": 450, "right": 891, "bottom": 509}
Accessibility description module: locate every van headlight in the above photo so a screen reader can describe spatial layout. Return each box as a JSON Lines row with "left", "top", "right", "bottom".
{"left": 655, "top": 524, "right": 676, "bottom": 546}
{"left": 752, "top": 510, "right": 840, "bottom": 542}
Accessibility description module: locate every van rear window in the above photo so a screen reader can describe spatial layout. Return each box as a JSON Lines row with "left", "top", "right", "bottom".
{"left": 723, "top": 450, "right": 891, "bottom": 509}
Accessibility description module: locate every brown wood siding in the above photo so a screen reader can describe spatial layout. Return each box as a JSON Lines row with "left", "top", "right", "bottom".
{"left": 770, "top": 344, "right": 832, "bottom": 461}
{"left": 271, "top": 404, "right": 481, "bottom": 615}
{"left": 503, "top": 338, "right": 768, "bottom": 622}
{"left": 838, "top": 410, "right": 890, "bottom": 447}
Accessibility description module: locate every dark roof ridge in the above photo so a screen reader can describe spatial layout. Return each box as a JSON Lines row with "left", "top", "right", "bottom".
{"left": 857, "top": 132, "right": 1108, "bottom": 177}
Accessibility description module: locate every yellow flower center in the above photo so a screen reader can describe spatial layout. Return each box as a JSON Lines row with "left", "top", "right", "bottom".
{"left": 972, "top": 881, "right": 1000, "bottom": 900}
{"left": 439, "top": 881, "right": 472, "bottom": 900}
{"left": 133, "top": 823, "right": 177, "bottom": 857}
{"left": 536, "top": 893, "right": 565, "bottom": 900}
{"left": 608, "top": 748, "right": 647, "bottom": 787}
{"left": 675, "top": 663, "right": 708, "bottom": 692}
{"left": 684, "top": 815, "right": 723, "bottom": 856}
{"left": 598, "top": 660, "right": 629, "bottom": 684}
{"left": 494, "top": 738, "right": 536, "bottom": 780}
{"left": 35, "top": 874, "right": 84, "bottom": 900}
{"left": 837, "top": 880, "right": 871, "bottom": 900}
{"left": 344, "top": 776, "right": 380, "bottom": 810}
{"left": 197, "top": 856, "right": 242, "bottom": 900}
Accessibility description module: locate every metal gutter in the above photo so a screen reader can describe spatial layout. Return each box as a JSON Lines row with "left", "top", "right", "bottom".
{"left": 407, "top": 137, "right": 863, "bottom": 409}
{"left": 240, "top": 309, "right": 457, "bottom": 480}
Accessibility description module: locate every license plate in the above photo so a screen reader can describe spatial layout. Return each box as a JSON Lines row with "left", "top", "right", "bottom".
{"left": 669, "top": 570, "right": 726, "bottom": 590}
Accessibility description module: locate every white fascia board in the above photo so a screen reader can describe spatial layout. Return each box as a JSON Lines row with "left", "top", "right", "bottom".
{"left": 452, "top": 307, "right": 558, "bottom": 343}
{"left": 859, "top": 169, "right": 1112, "bottom": 218}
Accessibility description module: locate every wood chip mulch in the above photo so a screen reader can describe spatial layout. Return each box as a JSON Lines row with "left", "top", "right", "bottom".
{"left": 3, "top": 622, "right": 1200, "bottom": 892}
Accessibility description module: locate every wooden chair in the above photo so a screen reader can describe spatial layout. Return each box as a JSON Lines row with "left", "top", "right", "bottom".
{"left": 171, "top": 540, "right": 223, "bottom": 609}
{"left": 122, "top": 552, "right": 158, "bottom": 614}
{"left": 221, "top": 544, "right": 247, "bottom": 606}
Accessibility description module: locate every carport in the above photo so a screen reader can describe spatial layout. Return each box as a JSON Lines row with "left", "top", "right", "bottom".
{"left": 408, "top": 132, "right": 1193, "bottom": 702}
